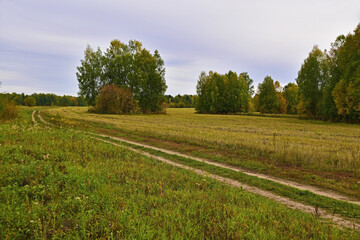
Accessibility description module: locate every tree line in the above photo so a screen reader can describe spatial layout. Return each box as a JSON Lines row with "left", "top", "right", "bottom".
{"left": 196, "top": 24, "right": 360, "bottom": 123}
{"left": 0, "top": 92, "right": 87, "bottom": 107}
{"left": 195, "top": 71, "right": 298, "bottom": 115}
{"left": 165, "top": 94, "right": 197, "bottom": 108}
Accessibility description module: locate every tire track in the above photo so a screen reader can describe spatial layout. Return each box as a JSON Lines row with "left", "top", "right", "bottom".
{"left": 34, "top": 110, "right": 360, "bottom": 231}
{"left": 37, "top": 110, "right": 53, "bottom": 126}
{"left": 32, "top": 110, "right": 37, "bottom": 124}
{"left": 91, "top": 132, "right": 360, "bottom": 206}
{"left": 93, "top": 136, "right": 360, "bottom": 231}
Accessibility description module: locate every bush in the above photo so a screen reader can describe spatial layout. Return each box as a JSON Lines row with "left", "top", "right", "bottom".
{"left": 95, "top": 84, "right": 137, "bottom": 114}
{"left": 0, "top": 99, "right": 18, "bottom": 120}
{"left": 24, "top": 96, "right": 36, "bottom": 107}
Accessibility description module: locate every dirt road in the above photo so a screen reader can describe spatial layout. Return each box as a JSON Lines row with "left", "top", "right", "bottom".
{"left": 94, "top": 136, "right": 360, "bottom": 230}
{"left": 91, "top": 132, "right": 360, "bottom": 206}
{"left": 33, "top": 110, "right": 360, "bottom": 231}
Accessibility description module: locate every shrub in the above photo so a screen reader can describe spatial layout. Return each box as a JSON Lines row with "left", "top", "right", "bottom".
{"left": 95, "top": 84, "right": 137, "bottom": 114}
{"left": 0, "top": 99, "right": 18, "bottom": 120}
{"left": 24, "top": 96, "right": 36, "bottom": 107}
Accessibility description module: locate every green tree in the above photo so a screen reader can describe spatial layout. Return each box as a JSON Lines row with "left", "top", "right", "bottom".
{"left": 196, "top": 70, "right": 251, "bottom": 114}
{"left": 166, "top": 94, "right": 197, "bottom": 108}
{"left": 102, "top": 40, "right": 128, "bottom": 87}
{"left": 283, "top": 83, "right": 298, "bottom": 114}
{"left": 319, "top": 36, "right": 345, "bottom": 120}
{"left": 196, "top": 71, "right": 209, "bottom": 113}
{"left": 240, "top": 72, "right": 254, "bottom": 97}
{"left": 77, "top": 40, "right": 167, "bottom": 113}
{"left": 24, "top": 97, "right": 36, "bottom": 107}
{"left": 13, "top": 95, "right": 23, "bottom": 105}
{"left": 274, "top": 81, "right": 287, "bottom": 114}
{"left": 296, "top": 46, "right": 325, "bottom": 117}
{"left": 77, "top": 46, "right": 103, "bottom": 106}
{"left": 60, "top": 96, "right": 71, "bottom": 106}
{"left": 134, "top": 48, "right": 167, "bottom": 113}
{"left": 77, "top": 96, "right": 87, "bottom": 106}
{"left": 228, "top": 72, "right": 250, "bottom": 112}
{"left": 253, "top": 94, "right": 260, "bottom": 112}
{"left": 332, "top": 24, "right": 360, "bottom": 121}
{"left": 257, "top": 76, "right": 279, "bottom": 113}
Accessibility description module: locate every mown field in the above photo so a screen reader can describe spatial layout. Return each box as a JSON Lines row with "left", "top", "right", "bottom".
{"left": 2, "top": 109, "right": 359, "bottom": 239}
{"left": 44, "top": 107, "right": 360, "bottom": 199}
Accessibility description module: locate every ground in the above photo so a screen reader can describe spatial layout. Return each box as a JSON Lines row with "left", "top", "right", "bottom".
{"left": 0, "top": 107, "right": 359, "bottom": 239}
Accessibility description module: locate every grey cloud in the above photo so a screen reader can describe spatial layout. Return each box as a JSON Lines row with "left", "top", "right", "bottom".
{"left": 1, "top": 0, "right": 360, "bottom": 95}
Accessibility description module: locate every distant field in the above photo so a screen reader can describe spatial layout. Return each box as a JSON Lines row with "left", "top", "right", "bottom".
{"left": 45, "top": 107, "right": 360, "bottom": 198}
{"left": 2, "top": 108, "right": 358, "bottom": 239}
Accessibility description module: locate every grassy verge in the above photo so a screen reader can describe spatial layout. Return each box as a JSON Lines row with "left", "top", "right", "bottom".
{"left": 1, "top": 112, "right": 359, "bottom": 238}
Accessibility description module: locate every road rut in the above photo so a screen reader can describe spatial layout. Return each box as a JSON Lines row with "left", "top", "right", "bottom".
{"left": 90, "top": 132, "right": 360, "bottom": 206}
{"left": 33, "top": 110, "right": 360, "bottom": 231}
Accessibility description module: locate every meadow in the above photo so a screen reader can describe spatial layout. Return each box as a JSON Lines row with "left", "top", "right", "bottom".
{"left": 44, "top": 107, "right": 360, "bottom": 199}
{"left": 2, "top": 109, "right": 359, "bottom": 238}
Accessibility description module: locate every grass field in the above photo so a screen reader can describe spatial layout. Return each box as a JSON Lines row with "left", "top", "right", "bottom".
{"left": 44, "top": 107, "right": 360, "bottom": 199}
{"left": 2, "top": 109, "right": 359, "bottom": 238}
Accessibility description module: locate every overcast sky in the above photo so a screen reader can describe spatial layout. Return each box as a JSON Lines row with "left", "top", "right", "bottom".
{"left": 1, "top": 0, "right": 360, "bottom": 96}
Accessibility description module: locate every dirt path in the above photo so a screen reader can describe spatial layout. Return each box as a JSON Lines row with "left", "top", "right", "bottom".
{"left": 31, "top": 110, "right": 37, "bottom": 124}
{"left": 37, "top": 110, "right": 54, "bottom": 126}
{"left": 92, "top": 136, "right": 360, "bottom": 230}
{"left": 89, "top": 132, "right": 360, "bottom": 206}
{"left": 34, "top": 110, "right": 360, "bottom": 230}
{"left": 35, "top": 110, "right": 360, "bottom": 205}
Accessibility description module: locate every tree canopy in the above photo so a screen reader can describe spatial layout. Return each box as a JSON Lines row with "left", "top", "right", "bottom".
{"left": 257, "top": 76, "right": 279, "bottom": 113}
{"left": 196, "top": 71, "right": 252, "bottom": 114}
{"left": 77, "top": 40, "right": 167, "bottom": 113}
{"left": 295, "top": 23, "right": 360, "bottom": 122}
{"left": 283, "top": 83, "right": 299, "bottom": 114}
{"left": 296, "top": 46, "right": 325, "bottom": 117}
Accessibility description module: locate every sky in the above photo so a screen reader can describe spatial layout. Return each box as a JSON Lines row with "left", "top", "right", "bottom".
{"left": 0, "top": 0, "right": 360, "bottom": 96}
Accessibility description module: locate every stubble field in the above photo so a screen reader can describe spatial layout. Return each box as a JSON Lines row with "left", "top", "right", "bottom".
{"left": 44, "top": 107, "right": 360, "bottom": 198}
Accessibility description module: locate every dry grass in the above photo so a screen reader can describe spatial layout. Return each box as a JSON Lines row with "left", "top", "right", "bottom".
{"left": 45, "top": 107, "right": 360, "bottom": 196}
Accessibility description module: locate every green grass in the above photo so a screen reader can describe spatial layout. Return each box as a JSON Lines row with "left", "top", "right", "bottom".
{"left": 44, "top": 107, "right": 360, "bottom": 199}
{"left": 1, "top": 109, "right": 359, "bottom": 239}
{"left": 101, "top": 135, "right": 360, "bottom": 221}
